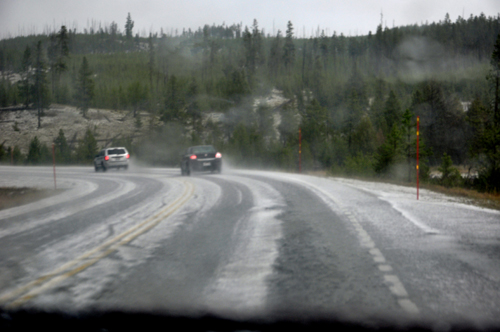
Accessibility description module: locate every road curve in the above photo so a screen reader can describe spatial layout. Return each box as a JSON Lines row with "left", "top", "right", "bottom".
{"left": 0, "top": 165, "right": 499, "bottom": 327}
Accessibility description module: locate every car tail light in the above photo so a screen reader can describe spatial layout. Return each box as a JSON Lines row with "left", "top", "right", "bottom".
{"left": 104, "top": 156, "right": 109, "bottom": 161}
{"left": 190, "top": 155, "right": 197, "bottom": 160}
{"left": 126, "top": 154, "right": 130, "bottom": 159}
{"left": 215, "top": 152, "right": 222, "bottom": 158}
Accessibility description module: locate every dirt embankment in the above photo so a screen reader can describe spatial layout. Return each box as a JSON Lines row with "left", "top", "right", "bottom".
{"left": 0, "top": 105, "right": 153, "bottom": 154}
{"left": 0, "top": 187, "right": 65, "bottom": 211}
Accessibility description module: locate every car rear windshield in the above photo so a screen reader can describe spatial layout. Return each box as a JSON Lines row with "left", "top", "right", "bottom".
{"left": 192, "top": 146, "right": 216, "bottom": 154}
{"left": 107, "top": 149, "right": 126, "bottom": 155}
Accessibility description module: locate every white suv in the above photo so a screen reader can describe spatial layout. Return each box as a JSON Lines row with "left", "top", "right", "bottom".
{"left": 94, "top": 147, "right": 129, "bottom": 171}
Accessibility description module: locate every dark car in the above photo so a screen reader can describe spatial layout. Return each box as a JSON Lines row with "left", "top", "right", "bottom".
{"left": 181, "top": 145, "right": 222, "bottom": 176}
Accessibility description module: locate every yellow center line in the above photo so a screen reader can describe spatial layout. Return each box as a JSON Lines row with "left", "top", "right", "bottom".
{"left": 1, "top": 180, "right": 194, "bottom": 308}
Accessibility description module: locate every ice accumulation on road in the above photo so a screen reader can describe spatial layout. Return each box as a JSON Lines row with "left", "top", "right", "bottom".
{"left": 235, "top": 170, "right": 500, "bottom": 322}
{"left": 203, "top": 174, "right": 285, "bottom": 317}
{"left": 331, "top": 177, "right": 500, "bottom": 236}
{"left": 2, "top": 166, "right": 500, "bottom": 323}
{"left": 0, "top": 167, "right": 193, "bottom": 309}
{"left": 247, "top": 171, "right": 499, "bottom": 237}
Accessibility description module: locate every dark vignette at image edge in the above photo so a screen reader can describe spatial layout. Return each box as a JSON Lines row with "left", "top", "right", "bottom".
{"left": 2, "top": 309, "right": 497, "bottom": 332}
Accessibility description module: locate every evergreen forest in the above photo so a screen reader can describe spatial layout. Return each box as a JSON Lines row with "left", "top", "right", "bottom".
{"left": 0, "top": 12, "right": 500, "bottom": 192}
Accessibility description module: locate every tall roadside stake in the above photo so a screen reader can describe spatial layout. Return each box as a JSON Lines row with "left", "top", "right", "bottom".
{"left": 52, "top": 143, "right": 57, "bottom": 190}
{"left": 416, "top": 116, "right": 420, "bottom": 200}
{"left": 298, "top": 128, "right": 302, "bottom": 173}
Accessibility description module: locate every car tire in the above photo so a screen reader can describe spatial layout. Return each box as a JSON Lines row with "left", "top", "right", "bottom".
{"left": 124, "top": 165, "right": 128, "bottom": 171}
{"left": 102, "top": 163, "right": 107, "bottom": 172}
{"left": 95, "top": 165, "right": 99, "bottom": 172}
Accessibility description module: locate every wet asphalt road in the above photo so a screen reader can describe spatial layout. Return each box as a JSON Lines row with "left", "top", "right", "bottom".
{"left": 0, "top": 166, "right": 499, "bottom": 327}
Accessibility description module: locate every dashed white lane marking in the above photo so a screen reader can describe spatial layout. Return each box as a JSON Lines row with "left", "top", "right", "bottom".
{"left": 398, "top": 299, "right": 420, "bottom": 315}
{"left": 233, "top": 173, "right": 421, "bottom": 316}
{"left": 378, "top": 264, "right": 393, "bottom": 272}
{"left": 348, "top": 212, "right": 419, "bottom": 315}
{"left": 272, "top": 177, "right": 421, "bottom": 316}
{"left": 369, "top": 248, "right": 387, "bottom": 263}
{"left": 384, "top": 275, "right": 409, "bottom": 297}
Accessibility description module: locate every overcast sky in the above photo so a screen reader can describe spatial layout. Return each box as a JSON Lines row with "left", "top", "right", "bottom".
{"left": 0, "top": 0, "right": 499, "bottom": 39}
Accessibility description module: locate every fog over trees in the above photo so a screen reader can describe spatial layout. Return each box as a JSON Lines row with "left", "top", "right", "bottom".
{"left": 0, "top": 12, "right": 499, "bottom": 191}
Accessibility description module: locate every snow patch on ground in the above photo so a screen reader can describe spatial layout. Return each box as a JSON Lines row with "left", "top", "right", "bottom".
{"left": 332, "top": 177, "right": 499, "bottom": 215}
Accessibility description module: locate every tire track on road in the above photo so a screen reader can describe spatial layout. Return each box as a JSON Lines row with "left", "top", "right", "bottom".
{"left": 0, "top": 179, "right": 194, "bottom": 309}
{"left": 239, "top": 171, "right": 420, "bottom": 316}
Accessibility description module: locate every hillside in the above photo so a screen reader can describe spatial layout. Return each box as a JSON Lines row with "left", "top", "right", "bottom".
{"left": 0, "top": 106, "right": 150, "bottom": 155}
{"left": 0, "top": 13, "right": 499, "bottom": 191}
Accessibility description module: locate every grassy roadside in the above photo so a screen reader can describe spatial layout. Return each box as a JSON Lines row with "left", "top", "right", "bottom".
{"left": 0, "top": 187, "right": 65, "bottom": 211}
{"left": 419, "top": 183, "right": 500, "bottom": 211}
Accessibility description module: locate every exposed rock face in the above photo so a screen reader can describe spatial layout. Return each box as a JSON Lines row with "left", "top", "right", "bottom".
{"left": 0, "top": 89, "right": 291, "bottom": 154}
{"left": 0, "top": 105, "right": 150, "bottom": 153}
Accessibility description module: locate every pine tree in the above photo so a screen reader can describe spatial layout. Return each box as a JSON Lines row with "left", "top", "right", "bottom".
{"left": 76, "top": 56, "right": 94, "bottom": 117}
{"left": 48, "top": 26, "right": 70, "bottom": 99}
{"left": 242, "top": 20, "right": 263, "bottom": 76}
{"left": 26, "top": 136, "right": 42, "bottom": 164}
{"left": 12, "top": 146, "right": 23, "bottom": 165}
{"left": 148, "top": 33, "right": 155, "bottom": 92}
{"left": 401, "top": 108, "right": 415, "bottom": 182}
{"left": 242, "top": 27, "right": 253, "bottom": 71}
{"left": 374, "top": 124, "right": 403, "bottom": 175}
{"left": 19, "top": 45, "right": 32, "bottom": 108}
{"left": 351, "top": 114, "right": 377, "bottom": 156}
{"left": 186, "top": 77, "right": 202, "bottom": 132}
{"left": 278, "top": 101, "right": 299, "bottom": 147}
{"left": 54, "top": 129, "right": 72, "bottom": 163}
{"left": 283, "top": 21, "right": 295, "bottom": 74}
{"left": 268, "top": 30, "right": 283, "bottom": 80}
{"left": 33, "top": 41, "right": 50, "bottom": 128}
{"left": 411, "top": 81, "right": 466, "bottom": 164}
{"left": 345, "top": 89, "right": 363, "bottom": 151}
{"left": 384, "top": 90, "right": 401, "bottom": 132}
{"left": 125, "top": 13, "right": 134, "bottom": 41}
{"left": 370, "top": 78, "right": 387, "bottom": 133}
{"left": 466, "top": 35, "right": 500, "bottom": 191}
{"left": 490, "top": 33, "right": 500, "bottom": 126}
{"left": 163, "top": 75, "right": 186, "bottom": 123}
{"left": 438, "top": 153, "right": 462, "bottom": 187}
{"left": 0, "top": 143, "right": 5, "bottom": 163}
{"left": 76, "top": 128, "right": 98, "bottom": 163}
{"left": 128, "top": 81, "right": 148, "bottom": 117}
{"left": 252, "top": 20, "right": 264, "bottom": 67}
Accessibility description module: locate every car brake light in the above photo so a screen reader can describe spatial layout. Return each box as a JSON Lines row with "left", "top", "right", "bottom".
{"left": 104, "top": 156, "right": 109, "bottom": 161}
{"left": 126, "top": 154, "right": 130, "bottom": 159}
{"left": 215, "top": 152, "right": 222, "bottom": 158}
{"left": 190, "top": 155, "right": 197, "bottom": 160}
